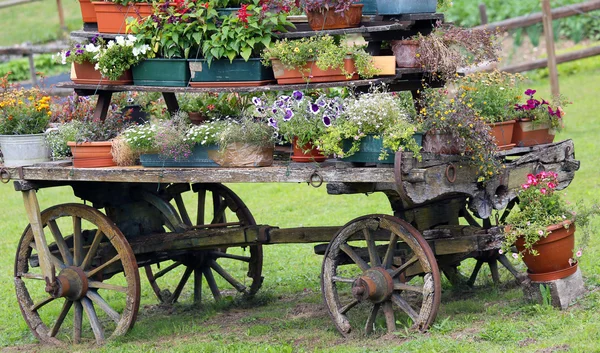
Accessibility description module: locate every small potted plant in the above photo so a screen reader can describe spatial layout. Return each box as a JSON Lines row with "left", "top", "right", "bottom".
{"left": 417, "top": 87, "right": 501, "bottom": 183}
{"left": 93, "top": 35, "right": 151, "bottom": 82}
{"left": 301, "top": 0, "right": 363, "bottom": 31}
{"left": 262, "top": 35, "right": 379, "bottom": 84}
{"left": 188, "top": 0, "right": 293, "bottom": 87}
{"left": 512, "top": 89, "right": 570, "bottom": 147}
{"left": 252, "top": 91, "right": 337, "bottom": 162}
{"left": 502, "top": 172, "right": 599, "bottom": 281}
{"left": 178, "top": 92, "right": 256, "bottom": 124}
{"left": 93, "top": 0, "right": 155, "bottom": 34}
{"left": 457, "top": 71, "right": 525, "bottom": 150}
{"left": 391, "top": 26, "right": 499, "bottom": 80}
{"left": 319, "top": 89, "right": 422, "bottom": 163}
{"left": 0, "top": 74, "right": 51, "bottom": 166}
{"left": 213, "top": 116, "right": 277, "bottom": 167}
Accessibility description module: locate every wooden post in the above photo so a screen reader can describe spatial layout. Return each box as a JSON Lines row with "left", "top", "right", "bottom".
{"left": 479, "top": 4, "right": 488, "bottom": 25}
{"left": 542, "top": 0, "right": 560, "bottom": 96}
{"left": 56, "top": 0, "right": 68, "bottom": 37}
{"left": 22, "top": 190, "right": 55, "bottom": 283}
{"left": 26, "top": 52, "right": 38, "bottom": 86}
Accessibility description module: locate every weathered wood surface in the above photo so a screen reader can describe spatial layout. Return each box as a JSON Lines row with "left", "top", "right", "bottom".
{"left": 57, "top": 68, "right": 425, "bottom": 94}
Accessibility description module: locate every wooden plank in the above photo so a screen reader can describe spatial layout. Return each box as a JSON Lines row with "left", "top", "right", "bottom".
{"left": 21, "top": 190, "right": 54, "bottom": 282}
{"left": 502, "top": 45, "right": 600, "bottom": 74}
{"left": 268, "top": 226, "right": 340, "bottom": 244}
{"left": 474, "top": 0, "right": 600, "bottom": 32}
{"left": 542, "top": 0, "right": 560, "bottom": 96}
{"left": 0, "top": 0, "right": 41, "bottom": 9}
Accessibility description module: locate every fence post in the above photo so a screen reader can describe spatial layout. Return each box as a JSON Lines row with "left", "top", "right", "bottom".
{"left": 56, "top": 0, "right": 68, "bottom": 37}
{"left": 26, "top": 51, "right": 38, "bottom": 86}
{"left": 479, "top": 4, "right": 488, "bottom": 25}
{"left": 542, "top": 0, "right": 560, "bottom": 96}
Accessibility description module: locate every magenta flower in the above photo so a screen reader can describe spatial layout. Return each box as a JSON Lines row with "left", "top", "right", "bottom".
{"left": 524, "top": 89, "right": 537, "bottom": 97}
{"left": 540, "top": 188, "right": 547, "bottom": 195}
{"left": 576, "top": 249, "right": 582, "bottom": 257}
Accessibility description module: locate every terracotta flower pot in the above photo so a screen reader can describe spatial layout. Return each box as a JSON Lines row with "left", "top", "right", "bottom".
{"left": 306, "top": 4, "right": 363, "bottom": 31}
{"left": 188, "top": 112, "right": 207, "bottom": 125}
{"left": 292, "top": 137, "right": 327, "bottom": 163}
{"left": 72, "top": 62, "right": 133, "bottom": 85}
{"left": 271, "top": 58, "right": 358, "bottom": 84}
{"left": 515, "top": 221, "right": 575, "bottom": 279}
{"left": 422, "top": 131, "right": 464, "bottom": 155}
{"left": 68, "top": 141, "right": 116, "bottom": 168}
{"left": 487, "top": 120, "right": 516, "bottom": 150}
{"left": 79, "top": 0, "right": 97, "bottom": 23}
{"left": 511, "top": 118, "right": 556, "bottom": 147}
{"left": 93, "top": 1, "right": 153, "bottom": 34}
{"left": 391, "top": 40, "right": 420, "bottom": 68}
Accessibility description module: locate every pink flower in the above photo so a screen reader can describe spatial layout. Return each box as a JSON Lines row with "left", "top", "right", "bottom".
{"left": 569, "top": 258, "right": 575, "bottom": 266}
{"left": 522, "top": 183, "right": 530, "bottom": 190}
{"left": 527, "top": 221, "right": 531, "bottom": 226}
{"left": 576, "top": 249, "right": 582, "bottom": 257}
{"left": 547, "top": 182, "right": 556, "bottom": 189}
{"left": 498, "top": 249, "right": 503, "bottom": 255}
{"left": 512, "top": 253, "right": 519, "bottom": 259}
{"left": 540, "top": 188, "right": 547, "bottom": 195}
{"left": 571, "top": 211, "right": 577, "bottom": 216}
{"left": 538, "top": 230, "right": 544, "bottom": 236}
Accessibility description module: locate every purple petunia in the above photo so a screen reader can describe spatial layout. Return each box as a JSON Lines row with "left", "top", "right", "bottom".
{"left": 292, "top": 91, "right": 303, "bottom": 101}
{"left": 524, "top": 89, "right": 536, "bottom": 97}
{"left": 65, "top": 50, "right": 71, "bottom": 57}
{"left": 268, "top": 118, "right": 278, "bottom": 129}
{"left": 283, "top": 109, "right": 294, "bottom": 121}
{"left": 310, "top": 103, "right": 320, "bottom": 114}
{"left": 252, "top": 97, "right": 262, "bottom": 107}
{"left": 322, "top": 116, "right": 331, "bottom": 127}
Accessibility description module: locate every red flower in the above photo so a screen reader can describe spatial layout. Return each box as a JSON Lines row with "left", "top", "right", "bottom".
{"left": 238, "top": 4, "right": 250, "bottom": 23}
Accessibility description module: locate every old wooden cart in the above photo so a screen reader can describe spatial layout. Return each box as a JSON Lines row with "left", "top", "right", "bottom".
{"left": 1, "top": 14, "right": 580, "bottom": 346}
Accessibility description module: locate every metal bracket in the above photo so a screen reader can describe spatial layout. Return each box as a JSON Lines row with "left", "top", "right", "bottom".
{"left": 308, "top": 171, "right": 323, "bottom": 188}
{"left": 0, "top": 168, "right": 10, "bottom": 184}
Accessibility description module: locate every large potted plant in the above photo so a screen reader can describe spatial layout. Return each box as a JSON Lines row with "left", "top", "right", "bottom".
{"left": 457, "top": 71, "right": 525, "bottom": 150}
{"left": 319, "top": 90, "right": 422, "bottom": 163}
{"left": 262, "top": 35, "right": 379, "bottom": 84}
{"left": 188, "top": 0, "right": 293, "bottom": 87}
{"left": 252, "top": 91, "right": 337, "bottom": 162}
{"left": 301, "top": 0, "right": 363, "bottom": 31}
{"left": 0, "top": 75, "right": 51, "bottom": 167}
{"left": 502, "top": 172, "right": 599, "bottom": 281}
{"left": 512, "top": 89, "right": 569, "bottom": 147}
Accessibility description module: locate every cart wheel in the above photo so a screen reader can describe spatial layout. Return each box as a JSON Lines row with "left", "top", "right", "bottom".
{"left": 144, "top": 183, "right": 263, "bottom": 304}
{"left": 14, "top": 203, "right": 140, "bottom": 345}
{"left": 322, "top": 215, "right": 441, "bottom": 336}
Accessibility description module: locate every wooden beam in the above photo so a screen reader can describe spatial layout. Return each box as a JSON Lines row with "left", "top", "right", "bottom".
{"left": 21, "top": 190, "right": 54, "bottom": 282}
{"left": 478, "top": 3, "right": 488, "bottom": 25}
{"left": 0, "top": 0, "right": 41, "bottom": 9}
{"left": 502, "top": 45, "right": 600, "bottom": 73}
{"left": 542, "top": 0, "right": 560, "bottom": 96}
{"left": 474, "top": 0, "right": 600, "bottom": 32}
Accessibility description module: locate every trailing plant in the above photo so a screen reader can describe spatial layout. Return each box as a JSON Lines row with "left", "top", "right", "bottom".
{"left": 217, "top": 116, "right": 277, "bottom": 149}
{"left": 178, "top": 92, "right": 255, "bottom": 118}
{"left": 262, "top": 35, "right": 379, "bottom": 80}
{"left": 301, "top": 0, "right": 356, "bottom": 14}
{"left": 50, "top": 94, "right": 95, "bottom": 123}
{"left": 0, "top": 74, "right": 51, "bottom": 135}
{"left": 95, "top": 35, "right": 151, "bottom": 80}
{"left": 186, "top": 119, "right": 228, "bottom": 146}
{"left": 514, "top": 88, "right": 570, "bottom": 131}
{"left": 56, "top": 36, "right": 104, "bottom": 65}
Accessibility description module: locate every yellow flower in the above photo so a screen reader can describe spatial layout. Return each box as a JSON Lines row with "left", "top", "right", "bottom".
{"left": 294, "top": 47, "right": 300, "bottom": 53}
{"left": 415, "top": 53, "right": 421, "bottom": 58}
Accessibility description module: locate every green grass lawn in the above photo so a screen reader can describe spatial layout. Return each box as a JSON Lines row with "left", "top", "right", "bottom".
{"left": 2, "top": 68, "right": 600, "bottom": 352}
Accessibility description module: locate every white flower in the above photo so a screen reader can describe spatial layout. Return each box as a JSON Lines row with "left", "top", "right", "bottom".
{"left": 59, "top": 51, "right": 67, "bottom": 65}
{"left": 115, "top": 36, "right": 126, "bottom": 46}
{"left": 94, "top": 63, "right": 100, "bottom": 71}
{"left": 85, "top": 43, "right": 100, "bottom": 53}
{"left": 107, "top": 40, "right": 116, "bottom": 49}
{"left": 125, "top": 35, "right": 137, "bottom": 46}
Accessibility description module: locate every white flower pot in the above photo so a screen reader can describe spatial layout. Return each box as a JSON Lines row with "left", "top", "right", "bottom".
{"left": 0, "top": 133, "right": 50, "bottom": 167}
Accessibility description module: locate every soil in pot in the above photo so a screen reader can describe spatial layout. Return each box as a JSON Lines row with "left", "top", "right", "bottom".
{"left": 292, "top": 137, "right": 327, "bottom": 163}
{"left": 306, "top": 4, "right": 363, "bottom": 31}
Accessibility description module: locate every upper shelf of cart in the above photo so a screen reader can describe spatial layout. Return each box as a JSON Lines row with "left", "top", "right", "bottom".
{"left": 70, "top": 13, "right": 444, "bottom": 42}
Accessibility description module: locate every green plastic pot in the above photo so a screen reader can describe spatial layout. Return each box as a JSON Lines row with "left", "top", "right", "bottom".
{"left": 188, "top": 58, "right": 274, "bottom": 82}
{"left": 132, "top": 58, "right": 191, "bottom": 87}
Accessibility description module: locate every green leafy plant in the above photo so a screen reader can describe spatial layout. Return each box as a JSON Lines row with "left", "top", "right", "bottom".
{"left": 456, "top": 71, "right": 525, "bottom": 123}
{"left": 262, "top": 35, "right": 379, "bottom": 80}
{"left": 0, "top": 74, "right": 51, "bottom": 135}
{"left": 319, "top": 89, "right": 421, "bottom": 160}
{"left": 201, "top": 0, "right": 293, "bottom": 64}
{"left": 95, "top": 35, "right": 151, "bottom": 80}
{"left": 514, "top": 89, "right": 571, "bottom": 131}
{"left": 177, "top": 92, "right": 256, "bottom": 119}
{"left": 55, "top": 37, "right": 103, "bottom": 65}
{"left": 300, "top": 0, "right": 355, "bottom": 13}
{"left": 218, "top": 116, "right": 276, "bottom": 150}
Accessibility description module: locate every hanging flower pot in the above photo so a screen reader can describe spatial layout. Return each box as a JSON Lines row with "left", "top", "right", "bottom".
{"left": 487, "top": 120, "right": 516, "bottom": 150}
{"left": 515, "top": 221, "right": 576, "bottom": 280}
{"left": 391, "top": 40, "right": 420, "bottom": 68}
{"left": 0, "top": 133, "right": 50, "bottom": 167}
{"left": 305, "top": 4, "right": 363, "bottom": 31}
{"left": 270, "top": 58, "right": 358, "bottom": 84}
{"left": 72, "top": 62, "right": 133, "bottom": 85}
{"left": 68, "top": 141, "right": 116, "bottom": 168}
{"left": 78, "top": 0, "right": 97, "bottom": 23}
{"left": 292, "top": 137, "right": 327, "bottom": 163}
{"left": 511, "top": 118, "right": 556, "bottom": 147}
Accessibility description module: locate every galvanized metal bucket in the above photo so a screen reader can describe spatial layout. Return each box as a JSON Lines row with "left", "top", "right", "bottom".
{"left": 0, "top": 133, "right": 50, "bottom": 167}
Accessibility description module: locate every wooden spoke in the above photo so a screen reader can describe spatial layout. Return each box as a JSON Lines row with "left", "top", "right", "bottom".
{"left": 19, "top": 272, "right": 45, "bottom": 280}
{"left": 339, "top": 299, "right": 359, "bottom": 315}
{"left": 365, "top": 303, "right": 380, "bottom": 334}
{"left": 363, "top": 228, "right": 381, "bottom": 267}
{"left": 50, "top": 300, "right": 72, "bottom": 337}
{"left": 212, "top": 251, "right": 251, "bottom": 262}
{"left": 196, "top": 189, "right": 206, "bottom": 226}
{"left": 332, "top": 276, "right": 355, "bottom": 283}
{"left": 73, "top": 301, "right": 83, "bottom": 344}
{"left": 82, "top": 297, "right": 105, "bottom": 345}
{"left": 31, "top": 241, "right": 65, "bottom": 271}
{"left": 73, "top": 216, "right": 83, "bottom": 266}
{"left": 87, "top": 290, "right": 120, "bottom": 324}
{"left": 390, "top": 255, "right": 419, "bottom": 278}
{"left": 210, "top": 260, "right": 247, "bottom": 293}
{"left": 211, "top": 196, "right": 228, "bottom": 224}
{"left": 391, "top": 294, "right": 419, "bottom": 322}
{"left": 153, "top": 261, "right": 183, "bottom": 280}
{"left": 47, "top": 220, "right": 74, "bottom": 266}
{"left": 194, "top": 269, "right": 203, "bottom": 303}
{"left": 30, "top": 296, "right": 54, "bottom": 312}
{"left": 174, "top": 194, "right": 192, "bottom": 227}
{"left": 88, "top": 281, "right": 128, "bottom": 293}
{"left": 382, "top": 234, "right": 398, "bottom": 269}
{"left": 382, "top": 301, "right": 396, "bottom": 333}
{"left": 203, "top": 268, "right": 222, "bottom": 300}
{"left": 170, "top": 267, "right": 194, "bottom": 303}
{"left": 80, "top": 229, "right": 104, "bottom": 271}
{"left": 86, "top": 254, "right": 121, "bottom": 278}
{"left": 340, "top": 244, "right": 369, "bottom": 271}
{"left": 393, "top": 283, "right": 424, "bottom": 293}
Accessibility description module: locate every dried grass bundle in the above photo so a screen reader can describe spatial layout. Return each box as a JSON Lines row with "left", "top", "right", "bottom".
{"left": 112, "top": 136, "right": 139, "bottom": 166}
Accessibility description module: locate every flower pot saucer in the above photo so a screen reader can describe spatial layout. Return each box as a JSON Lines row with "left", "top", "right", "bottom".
{"left": 527, "top": 263, "right": 578, "bottom": 282}
{"left": 290, "top": 155, "right": 328, "bottom": 163}
{"left": 189, "top": 80, "right": 276, "bottom": 88}
{"left": 497, "top": 143, "right": 516, "bottom": 151}
{"left": 71, "top": 78, "right": 133, "bottom": 85}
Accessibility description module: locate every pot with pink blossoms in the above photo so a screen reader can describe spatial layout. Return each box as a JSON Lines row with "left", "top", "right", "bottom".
{"left": 502, "top": 171, "right": 599, "bottom": 281}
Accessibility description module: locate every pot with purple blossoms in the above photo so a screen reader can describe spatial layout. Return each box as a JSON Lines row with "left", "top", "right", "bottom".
{"left": 252, "top": 90, "right": 343, "bottom": 162}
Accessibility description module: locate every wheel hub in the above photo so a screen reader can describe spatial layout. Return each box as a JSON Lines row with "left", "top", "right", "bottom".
{"left": 48, "top": 266, "right": 89, "bottom": 300}
{"left": 351, "top": 267, "right": 394, "bottom": 303}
